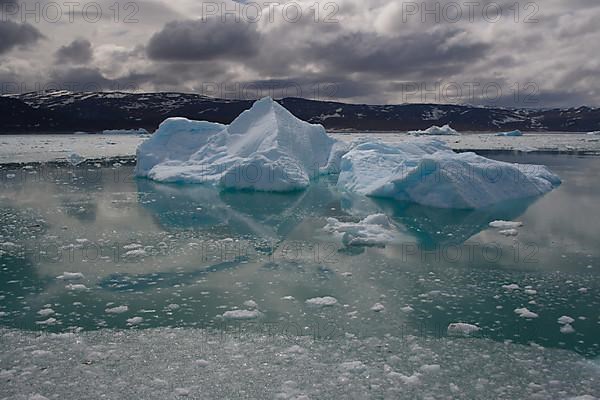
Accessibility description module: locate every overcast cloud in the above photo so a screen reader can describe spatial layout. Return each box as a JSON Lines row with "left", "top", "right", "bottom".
{"left": 0, "top": 0, "right": 599, "bottom": 107}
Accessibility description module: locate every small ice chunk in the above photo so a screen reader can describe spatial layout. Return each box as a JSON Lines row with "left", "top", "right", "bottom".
{"left": 420, "top": 364, "right": 441, "bottom": 373}
{"left": 557, "top": 315, "right": 575, "bottom": 325}
{"left": 339, "top": 361, "right": 367, "bottom": 372}
{"left": 105, "top": 305, "right": 129, "bottom": 314}
{"left": 401, "top": 306, "right": 414, "bottom": 313}
{"left": 499, "top": 229, "right": 519, "bottom": 237}
{"left": 194, "top": 359, "right": 210, "bottom": 367}
{"left": 36, "top": 318, "right": 57, "bottom": 325}
{"left": 57, "top": 272, "right": 84, "bottom": 280}
{"left": 66, "top": 284, "right": 88, "bottom": 291}
{"left": 489, "top": 221, "right": 523, "bottom": 229}
{"left": 370, "top": 303, "right": 385, "bottom": 312}
{"left": 514, "top": 307, "right": 539, "bottom": 318}
{"left": 323, "top": 214, "right": 398, "bottom": 246}
{"left": 447, "top": 323, "right": 480, "bottom": 336}
{"left": 243, "top": 300, "right": 258, "bottom": 309}
{"left": 66, "top": 152, "right": 85, "bottom": 166}
{"left": 502, "top": 283, "right": 520, "bottom": 290}
{"left": 126, "top": 316, "right": 143, "bottom": 325}
{"left": 222, "top": 310, "right": 262, "bottom": 320}
{"left": 305, "top": 296, "right": 338, "bottom": 307}
{"left": 560, "top": 324, "right": 576, "bottom": 334}
{"left": 37, "top": 308, "right": 55, "bottom": 317}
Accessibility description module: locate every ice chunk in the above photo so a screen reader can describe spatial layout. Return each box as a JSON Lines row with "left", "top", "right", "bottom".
{"left": 135, "top": 117, "right": 226, "bottom": 177}
{"left": 501, "top": 283, "right": 520, "bottom": 290}
{"left": 447, "top": 323, "right": 480, "bottom": 336}
{"left": 409, "top": 124, "right": 459, "bottom": 136}
{"left": 305, "top": 296, "right": 338, "bottom": 307}
{"left": 337, "top": 139, "right": 560, "bottom": 209}
{"left": 499, "top": 229, "right": 519, "bottom": 236}
{"left": 65, "top": 283, "right": 88, "bottom": 291}
{"left": 496, "top": 130, "right": 523, "bottom": 137}
{"left": 322, "top": 213, "right": 399, "bottom": 246}
{"left": 57, "top": 272, "right": 84, "bottom": 280}
{"left": 105, "top": 305, "right": 129, "bottom": 314}
{"left": 126, "top": 316, "right": 143, "bottom": 325}
{"left": 558, "top": 315, "right": 575, "bottom": 325}
{"left": 489, "top": 220, "right": 523, "bottom": 229}
{"left": 37, "top": 308, "right": 55, "bottom": 317}
{"left": 139, "top": 98, "right": 341, "bottom": 192}
{"left": 370, "top": 303, "right": 385, "bottom": 312}
{"left": 66, "top": 152, "right": 85, "bottom": 166}
{"left": 560, "top": 324, "right": 576, "bottom": 334}
{"left": 221, "top": 309, "right": 262, "bottom": 320}
{"left": 514, "top": 307, "right": 539, "bottom": 318}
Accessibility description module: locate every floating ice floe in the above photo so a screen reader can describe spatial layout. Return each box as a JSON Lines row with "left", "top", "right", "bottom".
{"left": 138, "top": 97, "right": 342, "bottom": 192}
{"left": 221, "top": 309, "right": 262, "bottom": 320}
{"left": 489, "top": 220, "right": 523, "bottom": 229}
{"left": 105, "top": 305, "right": 129, "bottom": 314}
{"left": 337, "top": 139, "right": 560, "bottom": 209}
{"left": 57, "top": 272, "right": 85, "bottom": 280}
{"left": 447, "top": 323, "right": 480, "bottom": 336}
{"left": 305, "top": 296, "right": 338, "bottom": 307}
{"left": 126, "top": 316, "right": 143, "bottom": 325}
{"left": 514, "top": 307, "right": 539, "bottom": 319}
{"left": 496, "top": 130, "right": 523, "bottom": 137}
{"left": 499, "top": 229, "right": 519, "bottom": 236}
{"left": 322, "top": 214, "right": 399, "bottom": 246}
{"left": 370, "top": 303, "right": 385, "bottom": 312}
{"left": 408, "top": 124, "right": 460, "bottom": 136}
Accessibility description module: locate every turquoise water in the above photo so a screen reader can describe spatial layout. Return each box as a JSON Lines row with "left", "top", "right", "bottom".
{"left": 0, "top": 154, "right": 599, "bottom": 358}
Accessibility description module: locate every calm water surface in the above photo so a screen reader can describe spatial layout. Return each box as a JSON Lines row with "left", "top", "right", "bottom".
{"left": 0, "top": 154, "right": 599, "bottom": 357}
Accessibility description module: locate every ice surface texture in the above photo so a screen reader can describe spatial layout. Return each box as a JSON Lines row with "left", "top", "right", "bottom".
{"left": 0, "top": 328, "right": 598, "bottom": 400}
{"left": 337, "top": 139, "right": 561, "bottom": 209}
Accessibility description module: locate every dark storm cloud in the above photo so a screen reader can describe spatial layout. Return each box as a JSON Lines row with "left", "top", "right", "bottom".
{"left": 302, "top": 30, "right": 489, "bottom": 79}
{"left": 0, "top": 20, "right": 44, "bottom": 54}
{"left": 55, "top": 39, "right": 93, "bottom": 64}
{"left": 147, "top": 19, "right": 260, "bottom": 61}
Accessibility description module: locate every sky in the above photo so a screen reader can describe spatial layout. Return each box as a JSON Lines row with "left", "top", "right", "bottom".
{"left": 0, "top": 0, "right": 599, "bottom": 108}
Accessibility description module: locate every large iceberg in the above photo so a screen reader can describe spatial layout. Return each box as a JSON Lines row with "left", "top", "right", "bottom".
{"left": 337, "top": 139, "right": 561, "bottom": 209}
{"left": 137, "top": 97, "right": 341, "bottom": 192}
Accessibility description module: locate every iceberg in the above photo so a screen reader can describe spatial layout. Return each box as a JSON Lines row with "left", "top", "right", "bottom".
{"left": 337, "top": 139, "right": 561, "bottom": 209}
{"left": 137, "top": 98, "right": 341, "bottom": 192}
{"left": 135, "top": 117, "right": 226, "bottom": 177}
{"left": 496, "top": 130, "right": 523, "bottom": 137}
{"left": 408, "top": 124, "right": 459, "bottom": 136}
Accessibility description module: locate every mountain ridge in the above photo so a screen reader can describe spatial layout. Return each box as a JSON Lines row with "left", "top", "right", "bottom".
{"left": 1, "top": 91, "right": 599, "bottom": 134}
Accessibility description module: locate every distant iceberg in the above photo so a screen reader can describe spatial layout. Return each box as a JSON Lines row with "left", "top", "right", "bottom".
{"left": 137, "top": 97, "right": 342, "bottom": 192}
{"left": 496, "top": 130, "right": 523, "bottom": 137}
{"left": 337, "top": 139, "right": 561, "bottom": 209}
{"left": 408, "top": 124, "right": 459, "bottom": 136}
